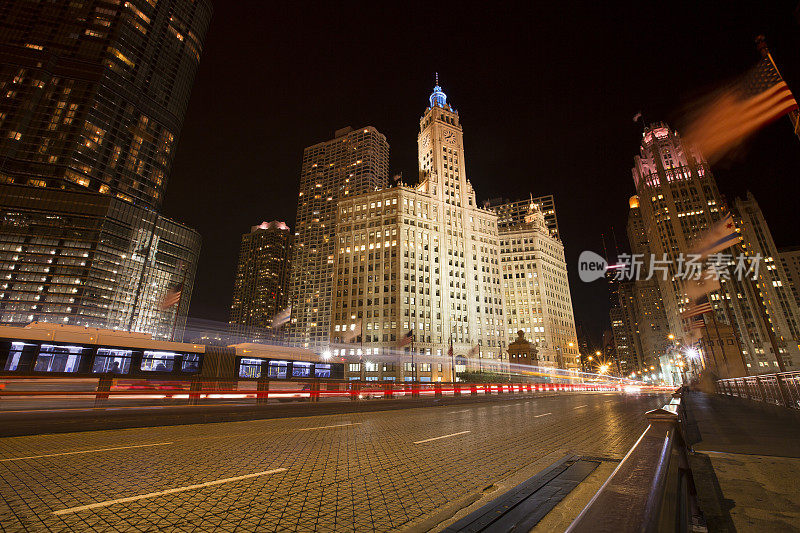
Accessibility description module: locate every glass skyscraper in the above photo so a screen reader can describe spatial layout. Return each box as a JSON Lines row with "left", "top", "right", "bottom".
{"left": 0, "top": 0, "right": 211, "bottom": 339}
{"left": 0, "top": 0, "right": 212, "bottom": 208}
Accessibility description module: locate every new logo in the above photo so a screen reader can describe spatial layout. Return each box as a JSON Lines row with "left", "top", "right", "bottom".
{"left": 578, "top": 251, "right": 608, "bottom": 282}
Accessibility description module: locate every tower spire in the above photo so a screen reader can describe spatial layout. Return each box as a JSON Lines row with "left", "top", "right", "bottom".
{"left": 429, "top": 74, "right": 447, "bottom": 108}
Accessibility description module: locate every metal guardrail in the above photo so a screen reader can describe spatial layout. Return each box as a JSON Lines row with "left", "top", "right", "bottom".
{"left": 716, "top": 371, "right": 800, "bottom": 409}
{"left": 567, "top": 390, "right": 699, "bottom": 533}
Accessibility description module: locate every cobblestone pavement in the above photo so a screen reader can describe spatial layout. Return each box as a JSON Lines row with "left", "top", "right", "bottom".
{"left": 0, "top": 392, "right": 668, "bottom": 532}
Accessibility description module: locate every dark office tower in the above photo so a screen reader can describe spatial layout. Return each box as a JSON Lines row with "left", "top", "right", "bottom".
{"left": 230, "top": 222, "right": 293, "bottom": 342}
{"left": 0, "top": 0, "right": 212, "bottom": 209}
{"left": 289, "top": 126, "right": 389, "bottom": 348}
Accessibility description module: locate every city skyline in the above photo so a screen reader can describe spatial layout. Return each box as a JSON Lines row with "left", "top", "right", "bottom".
{"left": 2, "top": 4, "right": 800, "bottom": 531}
{"left": 162, "top": 2, "right": 800, "bottom": 344}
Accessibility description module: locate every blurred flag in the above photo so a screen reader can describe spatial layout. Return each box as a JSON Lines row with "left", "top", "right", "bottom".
{"left": 689, "top": 317, "right": 706, "bottom": 331}
{"left": 684, "top": 271, "right": 721, "bottom": 302}
{"left": 447, "top": 343, "right": 453, "bottom": 357}
{"left": 682, "top": 295, "right": 713, "bottom": 319}
{"left": 398, "top": 330, "right": 414, "bottom": 347}
{"left": 683, "top": 56, "right": 798, "bottom": 163}
{"left": 467, "top": 345, "right": 480, "bottom": 357}
{"left": 271, "top": 306, "right": 291, "bottom": 328}
{"left": 343, "top": 320, "right": 362, "bottom": 343}
{"left": 690, "top": 214, "right": 741, "bottom": 259}
{"left": 159, "top": 283, "right": 183, "bottom": 310}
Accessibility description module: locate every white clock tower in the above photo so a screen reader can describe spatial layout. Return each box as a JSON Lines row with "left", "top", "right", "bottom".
{"left": 417, "top": 74, "right": 477, "bottom": 207}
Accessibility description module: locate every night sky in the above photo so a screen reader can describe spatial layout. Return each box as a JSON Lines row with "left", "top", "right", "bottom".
{"left": 163, "top": 1, "right": 800, "bottom": 347}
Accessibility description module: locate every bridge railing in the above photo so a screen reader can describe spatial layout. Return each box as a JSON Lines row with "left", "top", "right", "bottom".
{"left": 567, "top": 390, "right": 699, "bottom": 533}
{"left": 716, "top": 371, "right": 800, "bottom": 409}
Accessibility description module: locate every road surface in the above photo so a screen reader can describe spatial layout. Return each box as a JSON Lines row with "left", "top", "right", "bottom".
{"left": 0, "top": 391, "right": 668, "bottom": 531}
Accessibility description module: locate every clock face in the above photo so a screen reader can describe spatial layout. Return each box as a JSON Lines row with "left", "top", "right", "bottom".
{"left": 443, "top": 129, "right": 456, "bottom": 144}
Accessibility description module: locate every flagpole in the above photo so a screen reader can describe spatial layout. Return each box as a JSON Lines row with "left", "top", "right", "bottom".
{"left": 359, "top": 326, "right": 365, "bottom": 382}
{"left": 450, "top": 335, "right": 455, "bottom": 383}
{"left": 411, "top": 336, "right": 416, "bottom": 382}
{"left": 127, "top": 213, "right": 159, "bottom": 333}
{"left": 756, "top": 35, "right": 800, "bottom": 141}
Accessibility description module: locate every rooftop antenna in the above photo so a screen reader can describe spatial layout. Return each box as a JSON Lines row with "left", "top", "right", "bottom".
{"left": 435, "top": 72, "right": 439, "bottom": 86}
{"left": 600, "top": 233, "right": 609, "bottom": 261}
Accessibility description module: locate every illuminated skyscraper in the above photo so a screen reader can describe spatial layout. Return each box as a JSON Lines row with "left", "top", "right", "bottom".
{"left": 631, "top": 122, "right": 797, "bottom": 372}
{"left": 779, "top": 246, "right": 800, "bottom": 312}
{"left": 0, "top": 0, "right": 211, "bottom": 339}
{"left": 624, "top": 195, "right": 669, "bottom": 371}
{"left": 0, "top": 0, "right": 212, "bottom": 208}
{"left": 492, "top": 202, "right": 578, "bottom": 370}
{"left": 330, "top": 81, "right": 506, "bottom": 380}
{"left": 289, "top": 127, "right": 390, "bottom": 348}
{"left": 230, "top": 222, "right": 293, "bottom": 341}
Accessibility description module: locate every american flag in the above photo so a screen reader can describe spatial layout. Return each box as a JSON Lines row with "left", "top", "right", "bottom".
{"left": 683, "top": 56, "right": 798, "bottom": 163}
{"left": 688, "top": 316, "right": 706, "bottom": 331}
{"left": 159, "top": 283, "right": 183, "bottom": 310}
{"left": 398, "top": 330, "right": 413, "bottom": 347}
{"left": 682, "top": 295, "right": 713, "bottom": 319}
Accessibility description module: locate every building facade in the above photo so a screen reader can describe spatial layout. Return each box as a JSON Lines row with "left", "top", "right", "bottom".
{"left": 779, "top": 247, "right": 800, "bottom": 312}
{"left": 733, "top": 192, "right": 800, "bottom": 368}
{"left": 329, "top": 82, "right": 506, "bottom": 380}
{"left": 0, "top": 0, "right": 210, "bottom": 340}
{"left": 0, "top": 185, "right": 200, "bottom": 339}
{"left": 0, "top": 0, "right": 212, "bottom": 209}
{"left": 486, "top": 195, "right": 560, "bottom": 239}
{"left": 622, "top": 195, "right": 669, "bottom": 373}
{"left": 609, "top": 281, "right": 644, "bottom": 377}
{"left": 229, "top": 221, "right": 293, "bottom": 342}
{"left": 631, "top": 122, "right": 796, "bottom": 373}
{"left": 289, "top": 126, "right": 389, "bottom": 348}
{"left": 493, "top": 203, "right": 578, "bottom": 370}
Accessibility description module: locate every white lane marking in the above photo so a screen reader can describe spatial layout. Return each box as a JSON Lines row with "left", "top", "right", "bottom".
{"left": 448, "top": 409, "right": 470, "bottom": 414}
{"left": 534, "top": 413, "right": 552, "bottom": 418}
{"left": 573, "top": 405, "right": 588, "bottom": 409}
{"left": 413, "top": 430, "right": 471, "bottom": 444}
{"left": 53, "top": 467, "right": 287, "bottom": 515}
{"left": 298, "top": 423, "right": 361, "bottom": 431}
{"left": 1, "top": 442, "right": 173, "bottom": 462}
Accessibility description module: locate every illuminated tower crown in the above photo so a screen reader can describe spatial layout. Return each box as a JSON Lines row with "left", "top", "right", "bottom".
{"left": 429, "top": 72, "right": 447, "bottom": 108}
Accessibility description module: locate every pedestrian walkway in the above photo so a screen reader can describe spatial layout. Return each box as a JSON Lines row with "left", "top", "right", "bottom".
{"left": 683, "top": 391, "right": 800, "bottom": 532}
